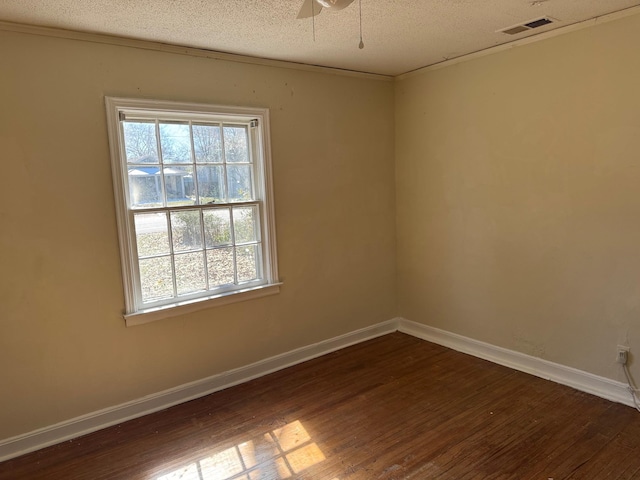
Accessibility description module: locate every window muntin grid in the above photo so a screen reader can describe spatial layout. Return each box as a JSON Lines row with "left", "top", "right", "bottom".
{"left": 107, "top": 98, "right": 279, "bottom": 323}
{"left": 124, "top": 120, "right": 255, "bottom": 210}
{"left": 114, "top": 108, "right": 270, "bottom": 312}
{"left": 132, "top": 205, "right": 262, "bottom": 305}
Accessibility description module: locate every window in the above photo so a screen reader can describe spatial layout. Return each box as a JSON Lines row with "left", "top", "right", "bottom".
{"left": 105, "top": 98, "right": 279, "bottom": 325}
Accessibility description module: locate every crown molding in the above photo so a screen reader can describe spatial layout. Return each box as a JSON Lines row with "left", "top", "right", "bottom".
{"left": 0, "top": 20, "right": 392, "bottom": 82}
{"left": 396, "top": 5, "right": 640, "bottom": 81}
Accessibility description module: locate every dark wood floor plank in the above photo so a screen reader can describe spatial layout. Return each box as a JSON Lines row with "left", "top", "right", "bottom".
{"left": 1, "top": 332, "right": 639, "bottom": 480}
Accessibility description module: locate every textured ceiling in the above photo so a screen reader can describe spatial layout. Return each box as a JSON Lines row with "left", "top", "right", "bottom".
{"left": 0, "top": 0, "right": 639, "bottom": 76}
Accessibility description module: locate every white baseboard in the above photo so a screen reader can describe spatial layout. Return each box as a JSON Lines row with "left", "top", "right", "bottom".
{"left": 2, "top": 316, "right": 633, "bottom": 462}
{"left": 397, "top": 318, "right": 634, "bottom": 408}
{"left": 0, "top": 318, "right": 399, "bottom": 462}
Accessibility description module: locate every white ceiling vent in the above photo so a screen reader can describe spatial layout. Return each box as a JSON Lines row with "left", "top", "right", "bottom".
{"left": 498, "top": 17, "right": 555, "bottom": 35}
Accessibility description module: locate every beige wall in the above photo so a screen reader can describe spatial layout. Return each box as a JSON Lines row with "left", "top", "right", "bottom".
{"left": 4, "top": 10, "right": 640, "bottom": 443}
{"left": 396, "top": 14, "right": 640, "bottom": 380}
{"left": 0, "top": 30, "right": 396, "bottom": 439}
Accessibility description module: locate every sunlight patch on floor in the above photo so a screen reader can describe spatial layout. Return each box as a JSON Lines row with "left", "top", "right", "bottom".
{"left": 156, "top": 420, "right": 328, "bottom": 480}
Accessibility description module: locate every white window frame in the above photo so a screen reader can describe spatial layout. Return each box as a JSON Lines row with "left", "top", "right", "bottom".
{"left": 105, "top": 97, "right": 280, "bottom": 326}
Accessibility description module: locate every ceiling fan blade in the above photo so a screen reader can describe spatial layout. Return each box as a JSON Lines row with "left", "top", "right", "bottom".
{"left": 297, "top": 0, "right": 323, "bottom": 19}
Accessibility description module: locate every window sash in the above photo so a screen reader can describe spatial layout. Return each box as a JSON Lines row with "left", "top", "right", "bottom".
{"left": 123, "top": 119, "right": 257, "bottom": 208}
{"left": 128, "top": 202, "right": 266, "bottom": 309}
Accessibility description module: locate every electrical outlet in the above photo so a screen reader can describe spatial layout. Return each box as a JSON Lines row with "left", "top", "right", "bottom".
{"left": 617, "top": 345, "right": 629, "bottom": 365}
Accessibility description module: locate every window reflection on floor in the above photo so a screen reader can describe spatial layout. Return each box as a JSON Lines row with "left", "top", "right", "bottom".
{"left": 156, "top": 420, "right": 334, "bottom": 480}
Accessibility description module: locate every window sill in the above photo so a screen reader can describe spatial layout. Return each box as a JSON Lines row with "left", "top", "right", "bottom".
{"left": 124, "top": 283, "right": 282, "bottom": 327}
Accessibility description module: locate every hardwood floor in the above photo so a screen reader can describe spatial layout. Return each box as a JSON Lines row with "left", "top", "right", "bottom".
{"left": 1, "top": 332, "right": 640, "bottom": 479}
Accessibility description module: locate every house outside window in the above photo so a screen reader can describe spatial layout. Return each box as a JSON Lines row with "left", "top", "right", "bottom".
{"left": 105, "top": 97, "right": 280, "bottom": 326}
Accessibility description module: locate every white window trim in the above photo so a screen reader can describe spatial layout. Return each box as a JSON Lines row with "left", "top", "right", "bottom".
{"left": 105, "top": 97, "right": 280, "bottom": 326}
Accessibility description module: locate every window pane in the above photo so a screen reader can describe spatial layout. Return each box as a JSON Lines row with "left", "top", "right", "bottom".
{"left": 164, "top": 166, "right": 194, "bottom": 206}
{"left": 171, "top": 210, "right": 202, "bottom": 252}
{"left": 128, "top": 167, "right": 163, "bottom": 208}
{"left": 207, "top": 248, "right": 235, "bottom": 286}
{"left": 196, "top": 165, "right": 225, "bottom": 204}
{"left": 174, "top": 252, "right": 206, "bottom": 295}
{"left": 134, "top": 212, "right": 170, "bottom": 257}
{"left": 223, "top": 126, "right": 249, "bottom": 163}
{"left": 203, "top": 209, "right": 231, "bottom": 247}
{"left": 139, "top": 256, "right": 173, "bottom": 302}
{"left": 159, "top": 123, "right": 192, "bottom": 164}
{"left": 237, "top": 244, "right": 259, "bottom": 282}
{"left": 123, "top": 121, "right": 158, "bottom": 164}
{"left": 233, "top": 206, "right": 258, "bottom": 244}
{"left": 227, "top": 165, "right": 253, "bottom": 202}
{"left": 193, "top": 124, "right": 223, "bottom": 163}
